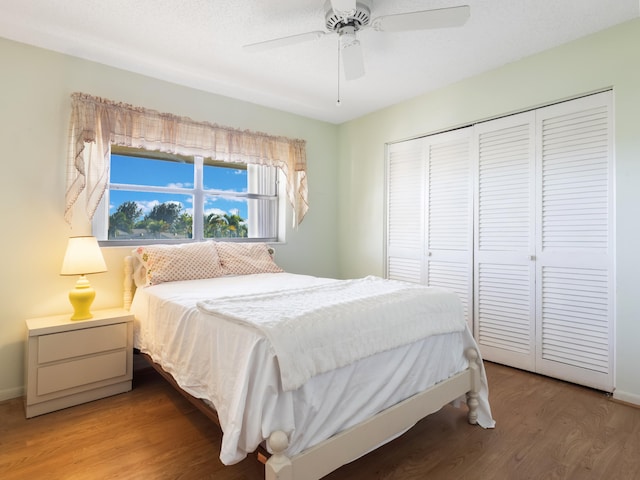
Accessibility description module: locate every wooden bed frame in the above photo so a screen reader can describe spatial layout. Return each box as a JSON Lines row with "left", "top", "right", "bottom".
{"left": 123, "top": 256, "right": 482, "bottom": 480}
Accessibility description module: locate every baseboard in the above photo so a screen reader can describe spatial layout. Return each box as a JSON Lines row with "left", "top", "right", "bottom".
{"left": 613, "top": 389, "right": 640, "bottom": 408}
{"left": 0, "top": 385, "right": 24, "bottom": 402}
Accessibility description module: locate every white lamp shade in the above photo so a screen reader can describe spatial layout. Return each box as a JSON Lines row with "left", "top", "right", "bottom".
{"left": 60, "top": 236, "right": 107, "bottom": 276}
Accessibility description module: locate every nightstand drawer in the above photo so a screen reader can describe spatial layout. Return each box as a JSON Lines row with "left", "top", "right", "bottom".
{"left": 37, "top": 350, "right": 128, "bottom": 396}
{"left": 38, "top": 323, "right": 127, "bottom": 363}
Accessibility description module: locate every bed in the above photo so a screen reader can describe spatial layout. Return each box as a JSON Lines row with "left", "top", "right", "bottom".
{"left": 124, "top": 241, "right": 494, "bottom": 480}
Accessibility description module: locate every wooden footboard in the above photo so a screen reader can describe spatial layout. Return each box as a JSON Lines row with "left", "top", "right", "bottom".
{"left": 139, "top": 349, "right": 480, "bottom": 480}
{"left": 265, "top": 348, "right": 481, "bottom": 480}
{"left": 136, "top": 334, "right": 482, "bottom": 480}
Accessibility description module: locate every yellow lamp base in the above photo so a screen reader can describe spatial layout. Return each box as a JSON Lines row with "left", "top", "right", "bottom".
{"left": 69, "top": 275, "right": 96, "bottom": 321}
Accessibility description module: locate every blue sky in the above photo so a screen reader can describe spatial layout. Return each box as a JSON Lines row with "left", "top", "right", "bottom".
{"left": 109, "top": 155, "right": 249, "bottom": 220}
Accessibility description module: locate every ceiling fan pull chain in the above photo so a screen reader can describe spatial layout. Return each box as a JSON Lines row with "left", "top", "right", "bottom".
{"left": 336, "top": 37, "right": 342, "bottom": 107}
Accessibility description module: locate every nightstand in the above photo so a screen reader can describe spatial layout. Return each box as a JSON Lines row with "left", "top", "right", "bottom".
{"left": 25, "top": 308, "right": 134, "bottom": 418}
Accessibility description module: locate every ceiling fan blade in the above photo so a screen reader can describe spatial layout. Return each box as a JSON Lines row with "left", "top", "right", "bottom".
{"left": 244, "top": 31, "right": 327, "bottom": 53}
{"left": 341, "top": 33, "right": 365, "bottom": 80}
{"left": 330, "top": 0, "right": 357, "bottom": 16}
{"left": 372, "top": 5, "right": 470, "bottom": 32}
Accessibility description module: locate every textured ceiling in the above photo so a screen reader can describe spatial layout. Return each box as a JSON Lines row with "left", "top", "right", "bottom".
{"left": 0, "top": 0, "right": 638, "bottom": 124}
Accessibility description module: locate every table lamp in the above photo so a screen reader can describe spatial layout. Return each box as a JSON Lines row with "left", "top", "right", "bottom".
{"left": 60, "top": 236, "right": 107, "bottom": 320}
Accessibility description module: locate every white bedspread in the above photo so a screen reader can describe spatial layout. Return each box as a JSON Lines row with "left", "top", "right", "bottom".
{"left": 197, "top": 276, "right": 465, "bottom": 391}
{"left": 130, "top": 272, "right": 495, "bottom": 465}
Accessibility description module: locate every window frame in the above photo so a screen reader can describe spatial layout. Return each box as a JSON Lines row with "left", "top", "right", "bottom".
{"left": 93, "top": 146, "right": 285, "bottom": 245}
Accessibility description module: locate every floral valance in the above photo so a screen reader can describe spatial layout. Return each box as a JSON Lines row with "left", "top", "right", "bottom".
{"left": 65, "top": 92, "right": 308, "bottom": 226}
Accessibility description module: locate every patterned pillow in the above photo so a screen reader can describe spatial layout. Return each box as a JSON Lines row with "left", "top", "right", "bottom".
{"left": 133, "top": 241, "right": 224, "bottom": 286}
{"left": 215, "top": 242, "right": 284, "bottom": 276}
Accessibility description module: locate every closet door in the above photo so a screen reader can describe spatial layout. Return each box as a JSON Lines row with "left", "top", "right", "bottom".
{"left": 535, "top": 92, "right": 614, "bottom": 391}
{"left": 473, "top": 112, "right": 537, "bottom": 371}
{"left": 424, "top": 129, "right": 473, "bottom": 326}
{"left": 473, "top": 92, "right": 614, "bottom": 390}
{"left": 386, "top": 129, "right": 473, "bottom": 326}
{"left": 386, "top": 138, "right": 425, "bottom": 284}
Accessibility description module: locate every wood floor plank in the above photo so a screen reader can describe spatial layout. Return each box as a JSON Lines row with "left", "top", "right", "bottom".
{"left": 1, "top": 360, "right": 639, "bottom": 479}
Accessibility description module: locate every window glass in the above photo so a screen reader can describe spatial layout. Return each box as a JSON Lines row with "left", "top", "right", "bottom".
{"left": 111, "top": 155, "right": 193, "bottom": 187}
{"left": 96, "top": 150, "right": 280, "bottom": 243}
{"left": 203, "top": 196, "right": 248, "bottom": 238}
{"left": 109, "top": 191, "right": 192, "bottom": 240}
{"left": 203, "top": 163, "right": 246, "bottom": 191}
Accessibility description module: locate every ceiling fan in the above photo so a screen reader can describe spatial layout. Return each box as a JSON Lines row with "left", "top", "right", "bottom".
{"left": 244, "top": 0, "right": 470, "bottom": 82}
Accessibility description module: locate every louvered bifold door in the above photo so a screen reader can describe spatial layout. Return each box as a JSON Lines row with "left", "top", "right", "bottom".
{"left": 534, "top": 91, "right": 614, "bottom": 392}
{"left": 474, "top": 112, "right": 537, "bottom": 371}
{"left": 425, "top": 128, "right": 474, "bottom": 327}
{"left": 386, "top": 138, "right": 425, "bottom": 283}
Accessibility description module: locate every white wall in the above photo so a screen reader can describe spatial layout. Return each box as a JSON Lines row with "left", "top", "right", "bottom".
{"left": 337, "top": 19, "right": 640, "bottom": 404}
{"left": 0, "top": 37, "right": 340, "bottom": 400}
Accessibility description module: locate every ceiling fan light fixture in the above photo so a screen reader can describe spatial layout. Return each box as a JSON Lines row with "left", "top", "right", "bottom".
{"left": 339, "top": 26, "right": 359, "bottom": 49}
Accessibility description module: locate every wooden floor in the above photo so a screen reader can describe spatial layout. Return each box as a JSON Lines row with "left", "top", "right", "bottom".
{"left": 1, "top": 357, "right": 639, "bottom": 480}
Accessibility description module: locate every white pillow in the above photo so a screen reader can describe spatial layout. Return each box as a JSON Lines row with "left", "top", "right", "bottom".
{"left": 215, "top": 242, "right": 283, "bottom": 276}
{"left": 132, "top": 241, "right": 224, "bottom": 286}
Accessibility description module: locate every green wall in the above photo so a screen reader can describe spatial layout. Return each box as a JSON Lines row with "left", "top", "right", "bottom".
{"left": 337, "top": 19, "right": 640, "bottom": 404}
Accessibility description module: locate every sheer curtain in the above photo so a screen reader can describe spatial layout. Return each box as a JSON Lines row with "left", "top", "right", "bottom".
{"left": 65, "top": 92, "right": 308, "bottom": 227}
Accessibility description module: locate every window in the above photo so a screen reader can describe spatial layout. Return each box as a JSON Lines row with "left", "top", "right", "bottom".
{"left": 93, "top": 147, "right": 283, "bottom": 243}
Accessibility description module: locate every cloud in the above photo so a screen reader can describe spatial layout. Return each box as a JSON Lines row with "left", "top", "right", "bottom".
{"left": 134, "top": 200, "right": 160, "bottom": 215}
{"left": 135, "top": 199, "right": 183, "bottom": 215}
{"left": 204, "top": 207, "right": 227, "bottom": 216}
{"left": 206, "top": 192, "right": 247, "bottom": 203}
